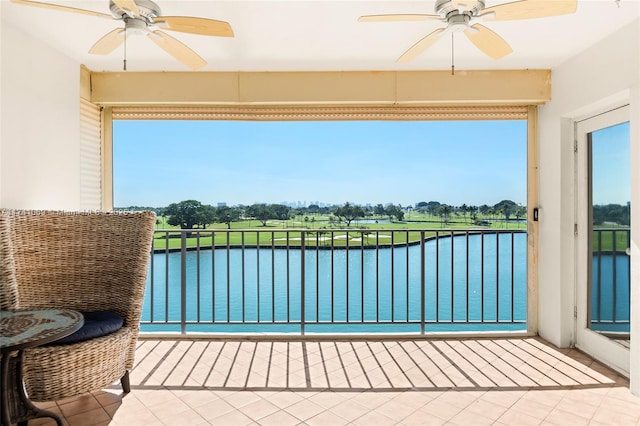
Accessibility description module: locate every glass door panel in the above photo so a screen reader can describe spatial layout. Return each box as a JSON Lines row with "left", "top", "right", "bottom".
{"left": 576, "top": 105, "right": 630, "bottom": 376}
{"left": 589, "top": 121, "right": 631, "bottom": 347}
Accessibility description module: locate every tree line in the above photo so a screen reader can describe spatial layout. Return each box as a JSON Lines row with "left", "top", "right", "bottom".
{"left": 593, "top": 203, "right": 630, "bottom": 226}
{"left": 129, "top": 199, "right": 527, "bottom": 230}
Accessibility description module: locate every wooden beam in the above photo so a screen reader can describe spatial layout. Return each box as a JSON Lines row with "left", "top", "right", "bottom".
{"left": 89, "top": 70, "right": 551, "bottom": 106}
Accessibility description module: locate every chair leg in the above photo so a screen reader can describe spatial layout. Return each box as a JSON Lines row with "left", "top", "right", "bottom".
{"left": 120, "top": 371, "right": 131, "bottom": 393}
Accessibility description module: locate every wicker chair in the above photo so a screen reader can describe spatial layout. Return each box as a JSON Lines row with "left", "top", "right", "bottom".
{"left": 0, "top": 209, "right": 155, "bottom": 401}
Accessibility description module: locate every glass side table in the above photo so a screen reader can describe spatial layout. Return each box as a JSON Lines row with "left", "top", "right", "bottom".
{"left": 1, "top": 309, "right": 84, "bottom": 426}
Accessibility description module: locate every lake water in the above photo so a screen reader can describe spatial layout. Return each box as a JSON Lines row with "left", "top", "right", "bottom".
{"left": 141, "top": 232, "right": 532, "bottom": 334}
{"left": 591, "top": 254, "right": 631, "bottom": 333}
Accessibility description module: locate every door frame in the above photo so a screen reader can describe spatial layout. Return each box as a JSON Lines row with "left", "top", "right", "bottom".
{"left": 575, "top": 104, "right": 630, "bottom": 376}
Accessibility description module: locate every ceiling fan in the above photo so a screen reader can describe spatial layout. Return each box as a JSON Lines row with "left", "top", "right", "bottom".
{"left": 359, "top": 0, "right": 578, "bottom": 62}
{"left": 10, "top": 0, "right": 234, "bottom": 69}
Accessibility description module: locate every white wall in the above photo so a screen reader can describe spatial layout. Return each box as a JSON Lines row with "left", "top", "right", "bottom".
{"left": 538, "top": 18, "right": 640, "bottom": 394}
{"left": 0, "top": 19, "right": 81, "bottom": 209}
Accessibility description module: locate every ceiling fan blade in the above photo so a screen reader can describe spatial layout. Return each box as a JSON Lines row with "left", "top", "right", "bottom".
{"left": 112, "top": 0, "right": 140, "bottom": 17}
{"left": 10, "top": 0, "right": 112, "bottom": 19}
{"left": 148, "top": 30, "right": 207, "bottom": 70}
{"left": 89, "top": 29, "right": 125, "bottom": 55}
{"left": 358, "top": 14, "right": 439, "bottom": 22}
{"left": 154, "top": 16, "right": 234, "bottom": 37}
{"left": 397, "top": 28, "right": 445, "bottom": 63}
{"left": 483, "top": 0, "right": 577, "bottom": 21}
{"left": 464, "top": 24, "right": 512, "bottom": 59}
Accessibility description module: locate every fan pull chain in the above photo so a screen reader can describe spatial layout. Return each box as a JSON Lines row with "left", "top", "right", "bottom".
{"left": 123, "top": 27, "right": 127, "bottom": 71}
{"left": 451, "top": 32, "right": 455, "bottom": 76}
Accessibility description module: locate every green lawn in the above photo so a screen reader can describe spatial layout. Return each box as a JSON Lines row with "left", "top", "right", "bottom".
{"left": 153, "top": 213, "right": 527, "bottom": 251}
{"left": 593, "top": 227, "right": 631, "bottom": 252}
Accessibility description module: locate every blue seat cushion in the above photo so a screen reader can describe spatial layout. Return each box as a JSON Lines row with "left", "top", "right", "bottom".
{"left": 48, "top": 311, "right": 124, "bottom": 346}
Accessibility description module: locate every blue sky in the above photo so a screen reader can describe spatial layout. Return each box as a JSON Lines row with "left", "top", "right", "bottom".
{"left": 113, "top": 120, "right": 528, "bottom": 208}
{"left": 591, "top": 121, "right": 630, "bottom": 205}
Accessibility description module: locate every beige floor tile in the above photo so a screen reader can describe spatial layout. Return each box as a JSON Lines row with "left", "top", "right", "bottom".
{"left": 34, "top": 337, "right": 640, "bottom": 426}
{"left": 606, "top": 385, "right": 640, "bottom": 406}
{"left": 224, "top": 390, "right": 264, "bottom": 409}
{"left": 449, "top": 408, "right": 495, "bottom": 426}
{"left": 93, "top": 390, "right": 124, "bottom": 407}
{"left": 401, "top": 409, "right": 447, "bottom": 426}
{"left": 34, "top": 400, "right": 58, "bottom": 409}
{"left": 328, "top": 398, "right": 372, "bottom": 422}
{"left": 159, "top": 407, "right": 207, "bottom": 426}
{"left": 207, "top": 408, "right": 254, "bottom": 425}
{"left": 351, "top": 409, "right": 397, "bottom": 426}
{"left": 145, "top": 396, "right": 192, "bottom": 419}
{"left": 434, "top": 390, "right": 483, "bottom": 410}
{"left": 461, "top": 398, "right": 508, "bottom": 421}
{"left": 520, "top": 389, "right": 566, "bottom": 408}
{"left": 552, "top": 394, "right": 599, "bottom": 420}
{"left": 477, "top": 389, "right": 526, "bottom": 409}
{"left": 134, "top": 388, "right": 178, "bottom": 407}
{"left": 496, "top": 408, "right": 543, "bottom": 426}
{"left": 173, "top": 389, "right": 220, "bottom": 408}
{"left": 349, "top": 391, "right": 396, "bottom": 410}
{"left": 57, "top": 394, "right": 102, "bottom": 418}
{"left": 102, "top": 401, "right": 122, "bottom": 418}
{"left": 257, "top": 409, "right": 302, "bottom": 426}
{"left": 392, "top": 391, "right": 437, "bottom": 410}
{"left": 283, "top": 399, "right": 326, "bottom": 421}
{"left": 591, "top": 401, "right": 640, "bottom": 425}
{"left": 191, "top": 396, "right": 237, "bottom": 420}
{"left": 305, "top": 410, "right": 352, "bottom": 426}
{"left": 420, "top": 397, "right": 464, "bottom": 421}
{"left": 307, "top": 390, "right": 349, "bottom": 409}
{"left": 263, "top": 391, "right": 306, "bottom": 409}
{"left": 543, "top": 407, "right": 590, "bottom": 426}
{"left": 510, "top": 396, "right": 555, "bottom": 420}
{"left": 241, "top": 398, "right": 280, "bottom": 421}
{"left": 374, "top": 397, "right": 420, "bottom": 421}
{"left": 110, "top": 404, "right": 163, "bottom": 426}
{"left": 29, "top": 412, "right": 63, "bottom": 426}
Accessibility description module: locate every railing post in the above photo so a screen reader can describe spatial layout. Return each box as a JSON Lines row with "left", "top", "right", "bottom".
{"left": 420, "top": 231, "right": 425, "bottom": 335}
{"left": 180, "top": 231, "right": 187, "bottom": 335}
{"left": 300, "top": 230, "right": 306, "bottom": 336}
{"left": 612, "top": 230, "right": 617, "bottom": 323}
{"left": 149, "top": 237, "right": 154, "bottom": 323}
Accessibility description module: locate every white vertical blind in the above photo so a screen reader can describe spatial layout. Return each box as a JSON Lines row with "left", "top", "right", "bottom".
{"left": 79, "top": 99, "right": 102, "bottom": 210}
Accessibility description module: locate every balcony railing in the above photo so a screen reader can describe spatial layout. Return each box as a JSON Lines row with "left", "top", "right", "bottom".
{"left": 591, "top": 228, "right": 631, "bottom": 333}
{"left": 140, "top": 228, "right": 528, "bottom": 335}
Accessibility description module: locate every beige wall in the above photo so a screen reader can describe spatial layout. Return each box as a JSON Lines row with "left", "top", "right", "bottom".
{"left": 538, "top": 18, "right": 639, "bottom": 393}
{"left": 0, "top": 20, "right": 81, "bottom": 209}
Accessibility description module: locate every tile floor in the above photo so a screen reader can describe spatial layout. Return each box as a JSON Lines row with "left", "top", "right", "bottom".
{"left": 29, "top": 337, "right": 640, "bottom": 426}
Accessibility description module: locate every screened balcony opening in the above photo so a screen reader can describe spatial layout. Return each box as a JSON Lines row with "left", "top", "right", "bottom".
{"left": 113, "top": 118, "right": 531, "bottom": 336}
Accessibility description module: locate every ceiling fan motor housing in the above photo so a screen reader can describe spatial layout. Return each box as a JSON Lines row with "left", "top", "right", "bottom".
{"left": 109, "top": 0, "right": 161, "bottom": 21}
{"left": 435, "top": 0, "right": 485, "bottom": 18}
{"left": 124, "top": 17, "right": 148, "bottom": 35}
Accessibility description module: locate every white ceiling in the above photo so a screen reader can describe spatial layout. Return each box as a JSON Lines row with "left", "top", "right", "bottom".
{"left": 2, "top": 0, "right": 639, "bottom": 72}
